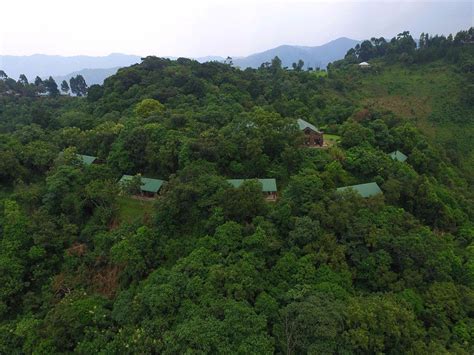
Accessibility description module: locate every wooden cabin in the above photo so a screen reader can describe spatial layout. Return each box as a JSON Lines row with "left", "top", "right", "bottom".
{"left": 297, "top": 118, "right": 324, "bottom": 147}
{"left": 119, "top": 175, "right": 165, "bottom": 198}
{"left": 227, "top": 178, "right": 278, "bottom": 201}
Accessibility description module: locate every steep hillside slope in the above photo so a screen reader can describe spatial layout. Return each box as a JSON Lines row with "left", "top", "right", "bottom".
{"left": 0, "top": 32, "right": 472, "bottom": 353}
{"left": 332, "top": 59, "right": 474, "bottom": 179}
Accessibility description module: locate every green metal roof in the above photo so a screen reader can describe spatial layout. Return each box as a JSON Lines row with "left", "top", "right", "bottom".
{"left": 337, "top": 182, "right": 382, "bottom": 198}
{"left": 77, "top": 154, "right": 97, "bottom": 165}
{"left": 119, "top": 175, "right": 165, "bottom": 193}
{"left": 297, "top": 118, "right": 321, "bottom": 133}
{"left": 389, "top": 150, "right": 408, "bottom": 162}
{"left": 227, "top": 178, "right": 277, "bottom": 192}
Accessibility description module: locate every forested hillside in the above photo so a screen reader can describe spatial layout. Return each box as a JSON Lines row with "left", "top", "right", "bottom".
{"left": 0, "top": 29, "right": 473, "bottom": 353}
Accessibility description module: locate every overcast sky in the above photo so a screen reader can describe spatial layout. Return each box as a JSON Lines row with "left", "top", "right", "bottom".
{"left": 0, "top": 0, "right": 472, "bottom": 57}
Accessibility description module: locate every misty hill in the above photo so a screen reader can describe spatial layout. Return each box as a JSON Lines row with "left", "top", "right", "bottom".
{"left": 0, "top": 53, "right": 141, "bottom": 81}
{"left": 233, "top": 37, "right": 359, "bottom": 69}
{"left": 0, "top": 38, "right": 358, "bottom": 86}
{"left": 53, "top": 67, "right": 122, "bottom": 86}
{"left": 196, "top": 56, "right": 226, "bottom": 62}
{"left": 52, "top": 57, "right": 227, "bottom": 86}
{"left": 50, "top": 37, "right": 358, "bottom": 85}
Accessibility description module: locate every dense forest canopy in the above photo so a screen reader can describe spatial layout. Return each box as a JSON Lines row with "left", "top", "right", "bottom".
{"left": 0, "top": 28, "right": 473, "bottom": 353}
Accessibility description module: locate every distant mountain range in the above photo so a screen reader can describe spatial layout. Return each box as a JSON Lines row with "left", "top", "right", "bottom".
{"left": 0, "top": 53, "right": 141, "bottom": 82}
{"left": 232, "top": 37, "right": 359, "bottom": 69}
{"left": 52, "top": 67, "right": 123, "bottom": 87}
{"left": 0, "top": 37, "right": 359, "bottom": 86}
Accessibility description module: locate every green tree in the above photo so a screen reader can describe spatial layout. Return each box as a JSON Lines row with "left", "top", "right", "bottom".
{"left": 343, "top": 294, "right": 424, "bottom": 353}
{"left": 34, "top": 76, "right": 45, "bottom": 93}
{"left": 120, "top": 174, "right": 143, "bottom": 196}
{"left": 340, "top": 120, "right": 375, "bottom": 148}
{"left": 0, "top": 200, "right": 30, "bottom": 316}
{"left": 292, "top": 59, "right": 304, "bottom": 71}
{"left": 270, "top": 56, "right": 282, "bottom": 73}
{"left": 111, "top": 226, "right": 158, "bottom": 282}
{"left": 42, "top": 292, "right": 110, "bottom": 352}
{"left": 277, "top": 293, "right": 345, "bottom": 354}
{"left": 134, "top": 98, "right": 165, "bottom": 118}
{"left": 219, "top": 180, "right": 268, "bottom": 223}
{"left": 70, "top": 75, "right": 88, "bottom": 96}
{"left": 18, "top": 74, "right": 29, "bottom": 85}
{"left": 61, "top": 80, "right": 70, "bottom": 94}
{"left": 86, "top": 84, "right": 103, "bottom": 102}
{"left": 43, "top": 76, "right": 60, "bottom": 96}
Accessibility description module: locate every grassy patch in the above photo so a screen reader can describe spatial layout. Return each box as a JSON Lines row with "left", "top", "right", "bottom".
{"left": 325, "top": 134, "right": 341, "bottom": 143}
{"left": 117, "top": 196, "right": 154, "bottom": 223}
{"left": 311, "top": 70, "right": 328, "bottom": 77}
{"left": 350, "top": 62, "right": 462, "bottom": 119}
{"left": 341, "top": 61, "right": 473, "bottom": 175}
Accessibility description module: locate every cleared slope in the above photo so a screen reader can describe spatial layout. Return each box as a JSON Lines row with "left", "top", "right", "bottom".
{"left": 340, "top": 60, "right": 474, "bottom": 178}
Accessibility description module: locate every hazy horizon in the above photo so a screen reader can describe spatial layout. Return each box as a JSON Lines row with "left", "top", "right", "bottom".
{"left": 0, "top": 36, "right": 356, "bottom": 59}
{"left": 1, "top": 0, "right": 472, "bottom": 58}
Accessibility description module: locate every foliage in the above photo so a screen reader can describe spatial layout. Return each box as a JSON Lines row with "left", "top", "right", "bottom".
{"left": 0, "top": 27, "right": 472, "bottom": 353}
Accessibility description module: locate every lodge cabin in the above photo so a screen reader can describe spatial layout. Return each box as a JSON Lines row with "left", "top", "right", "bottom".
{"left": 336, "top": 182, "right": 382, "bottom": 198}
{"left": 119, "top": 175, "right": 165, "bottom": 198}
{"left": 77, "top": 154, "right": 99, "bottom": 165}
{"left": 227, "top": 178, "right": 278, "bottom": 201}
{"left": 359, "top": 61, "right": 370, "bottom": 68}
{"left": 297, "top": 118, "right": 324, "bottom": 147}
{"left": 389, "top": 150, "right": 408, "bottom": 162}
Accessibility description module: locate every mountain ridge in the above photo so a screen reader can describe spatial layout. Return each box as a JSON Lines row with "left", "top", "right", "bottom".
{"left": 0, "top": 37, "right": 359, "bottom": 84}
{"left": 232, "top": 37, "right": 360, "bottom": 69}
{"left": 0, "top": 53, "right": 142, "bottom": 81}
{"left": 52, "top": 67, "right": 123, "bottom": 87}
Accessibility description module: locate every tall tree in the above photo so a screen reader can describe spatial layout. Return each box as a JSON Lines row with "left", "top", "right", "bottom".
{"left": 18, "top": 74, "right": 29, "bottom": 85}
{"left": 44, "top": 76, "right": 60, "bottom": 96}
{"left": 34, "top": 76, "right": 43, "bottom": 86}
{"left": 270, "top": 56, "right": 282, "bottom": 73}
{"left": 134, "top": 98, "right": 165, "bottom": 118}
{"left": 358, "top": 40, "right": 375, "bottom": 61}
{"left": 34, "top": 76, "right": 46, "bottom": 94}
{"left": 292, "top": 59, "right": 305, "bottom": 71}
{"left": 69, "top": 75, "right": 88, "bottom": 96}
{"left": 61, "top": 80, "right": 70, "bottom": 95}
{"left": 76, "top": 75, "right": 88, "bottom": 96}
{"left": 69, "top": 76, "right": 76, "bottom": 95}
